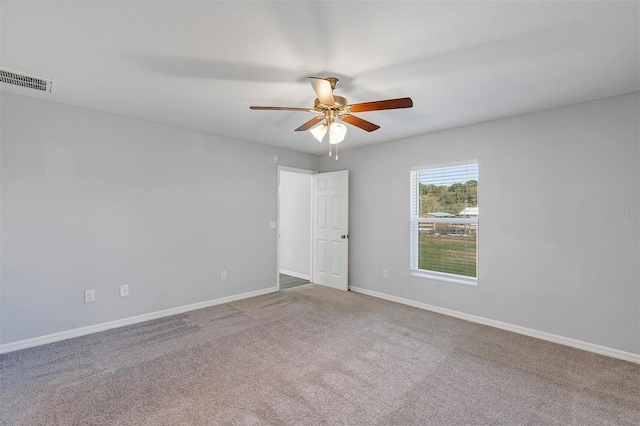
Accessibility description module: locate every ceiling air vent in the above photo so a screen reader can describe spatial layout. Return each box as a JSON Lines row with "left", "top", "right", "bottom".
{"left": 0, "top": 68, "right": 53, "bottom": 92}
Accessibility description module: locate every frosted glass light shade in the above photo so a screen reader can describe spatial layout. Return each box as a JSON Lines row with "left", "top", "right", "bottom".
{"left": 329, "top": 122, "right": 347, "bottom": 144}
{"left": 310, "top": 124, "right": 328, "bottom": 142}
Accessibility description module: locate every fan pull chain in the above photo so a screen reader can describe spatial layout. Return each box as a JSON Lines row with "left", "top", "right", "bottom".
{"left": 328, "top": 145, "right": 339, "bottom": 161}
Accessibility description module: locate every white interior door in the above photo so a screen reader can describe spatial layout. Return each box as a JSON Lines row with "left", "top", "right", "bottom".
{"left": 312, "top": 170, "right": 349, "bottom": 291}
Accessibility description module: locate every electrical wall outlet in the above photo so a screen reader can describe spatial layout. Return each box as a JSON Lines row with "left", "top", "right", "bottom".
{"left": 84, "top": 290, "right": 95, "bottom": 303}
{"left": 120, "top": 285, "right": 129, "bottom": 297}
{"left": 383, "top": 269, "right": 389, "bottom": 278}
{"left": 220, "top": 270, "right": 227, "bottom": 280}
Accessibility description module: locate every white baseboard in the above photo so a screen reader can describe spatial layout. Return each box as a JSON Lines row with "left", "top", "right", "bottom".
{"left": 279, "top": 269, "right": 311, "bottom": 281}
{"left": 0, "top": 287, "right": 278, "bottom": 354}
{"left": 349, "top": 286, "right": 640, "bottom": 365}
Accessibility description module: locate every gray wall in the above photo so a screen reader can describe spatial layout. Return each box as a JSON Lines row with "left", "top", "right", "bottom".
{"left": 0, "top": 93, "right": 317, "bottom": 344}
{"left": 278, "top": 170, "right": 312, "bottom": 279}
{"left": 319, "top": 93, "right": 640, "bottom": 354}
{"left": 2, "top": 91, "right": 639, "bottom": 355}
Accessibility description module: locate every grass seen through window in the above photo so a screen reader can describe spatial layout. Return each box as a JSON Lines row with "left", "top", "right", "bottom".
{"left": 418, "top": 233, "right": 476, "bottom": 277}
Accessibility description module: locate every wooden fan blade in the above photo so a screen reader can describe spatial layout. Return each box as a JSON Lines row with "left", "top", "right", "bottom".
{"left": 349, "top": 97, "right": 413, "bottom": 113}
{"left": 250, "top": 106, "right": 312, "bottom": 112}
{"left": 309, "top": 77, "right": 335, "bottom": 106}
{"left": 295, "top": 116, "right": 324, "bottom": 131}
{"left": 341, "top": 114, "right": 380, "bottom": 132}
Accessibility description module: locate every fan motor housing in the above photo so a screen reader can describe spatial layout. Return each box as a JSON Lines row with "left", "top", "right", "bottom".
{"left": 314, "top": 95, "right": 347, "bottom": 112}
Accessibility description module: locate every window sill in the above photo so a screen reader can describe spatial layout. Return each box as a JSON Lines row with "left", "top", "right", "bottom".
{"left": 410, "top": 270, "right": 478, "bottom": 287}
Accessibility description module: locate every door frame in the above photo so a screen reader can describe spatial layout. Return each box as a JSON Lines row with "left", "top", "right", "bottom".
{"left": 276, "top": 166, "right": 316, "bottom": 290}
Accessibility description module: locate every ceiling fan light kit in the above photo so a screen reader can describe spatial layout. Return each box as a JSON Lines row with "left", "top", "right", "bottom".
{"left": 250, "top": 76, "right": 413, "bottom": 160}
{"left": 310, "top": 123, "right": 328, "bottom": 142}
{"left": 328, "top": 122, "right": 347, "bottom": 144}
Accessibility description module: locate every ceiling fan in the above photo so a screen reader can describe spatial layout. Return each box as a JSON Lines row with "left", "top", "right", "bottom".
{"left": 250, "top": 77, "right": 413, "bottom": 160}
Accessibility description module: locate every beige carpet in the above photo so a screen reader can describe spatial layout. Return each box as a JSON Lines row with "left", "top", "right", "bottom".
{"left": 1, "top": 284, "right": 639, "bottom": 425}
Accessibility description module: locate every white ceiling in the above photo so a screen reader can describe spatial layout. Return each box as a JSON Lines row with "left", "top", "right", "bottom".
{"left": 1, "top": 1, "right": 638, "bottom": 155}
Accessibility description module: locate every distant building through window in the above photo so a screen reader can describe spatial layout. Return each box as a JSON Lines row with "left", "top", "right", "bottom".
{"left": 410, "top": 161, "right": 478, "bottom": 286}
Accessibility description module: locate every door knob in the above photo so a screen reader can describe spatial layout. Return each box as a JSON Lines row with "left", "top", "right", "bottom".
{"left": 341, "top": 234, "right": 349, "bottom": 239}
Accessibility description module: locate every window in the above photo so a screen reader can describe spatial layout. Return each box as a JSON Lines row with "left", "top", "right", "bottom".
{"left": 410, "top": 161, "right": 478, "bottom": 286}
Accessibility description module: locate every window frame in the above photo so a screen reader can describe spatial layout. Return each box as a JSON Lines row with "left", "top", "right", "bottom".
{"left": 410, "top": 160, "right": 478, "bottom": 287}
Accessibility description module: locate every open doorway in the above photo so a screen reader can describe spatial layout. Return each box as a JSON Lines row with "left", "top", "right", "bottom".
{"left": 277, "top": 167, "right": 314, "bottom": 290}
{"left": 277, "top": 167, "right": 350, "bottom": 291}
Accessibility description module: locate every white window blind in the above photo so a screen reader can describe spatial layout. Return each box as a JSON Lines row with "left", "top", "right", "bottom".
{"left": 410, "top": 161, "right": 478, "bottom": 286}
